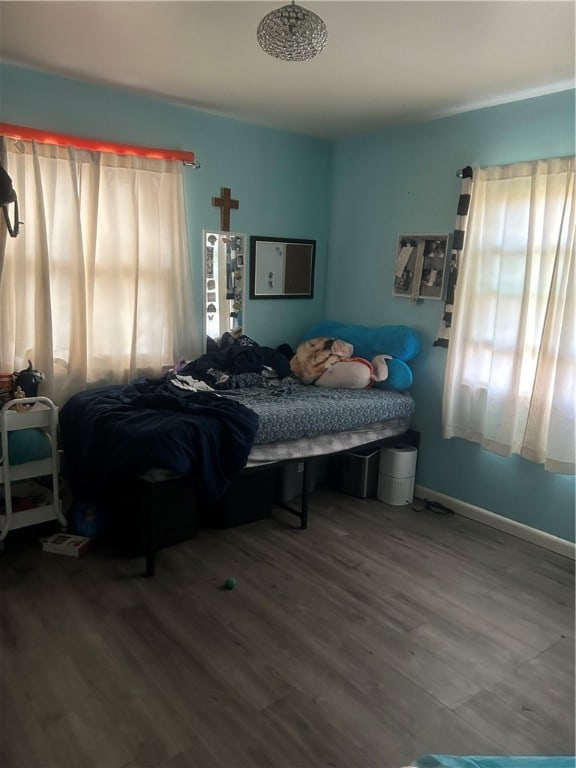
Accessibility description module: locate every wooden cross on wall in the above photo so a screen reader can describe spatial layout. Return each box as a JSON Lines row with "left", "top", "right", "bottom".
{"left": 212, "top": 187, "right": 239, "bottom": 232}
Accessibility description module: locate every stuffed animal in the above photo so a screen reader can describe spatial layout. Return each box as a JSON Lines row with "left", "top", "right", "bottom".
{"left": 314, "top": 353, "right": 392, "bottom": 389}
{"left": 289, "top": 337, "right": 353, "bottom": 384}
{"left": 290, "top": 337, "right": 392, "bottom": 389}
{"left": 296, "top": 321, "right": 421, "bottom": 391}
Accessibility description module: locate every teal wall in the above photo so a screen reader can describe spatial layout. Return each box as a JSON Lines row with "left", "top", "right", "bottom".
{"left": 0, "top": 63, "right": 332, "bottom": 348}
{"left": 1, "top": 62, "right": 574, "bottom": 541}
{"left": 328, "top": 91, "right": 576, "bottom": 542}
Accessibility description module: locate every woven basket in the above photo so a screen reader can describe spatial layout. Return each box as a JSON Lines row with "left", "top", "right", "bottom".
{"left": 0, "top": 373, "right": 14, "bottom": 407}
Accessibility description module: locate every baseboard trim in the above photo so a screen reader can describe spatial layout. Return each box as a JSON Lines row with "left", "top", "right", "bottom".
{"left": 415, "top": 484, "right": 575, "bottom": 560}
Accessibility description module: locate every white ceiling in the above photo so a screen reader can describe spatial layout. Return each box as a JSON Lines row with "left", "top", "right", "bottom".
{"left": 1, "top": 1, "right": 574, "bottom": 140}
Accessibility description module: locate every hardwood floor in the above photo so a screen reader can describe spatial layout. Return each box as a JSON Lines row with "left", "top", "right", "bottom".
{"left": 1, "top": 488, "right": 574, "bottom": 768}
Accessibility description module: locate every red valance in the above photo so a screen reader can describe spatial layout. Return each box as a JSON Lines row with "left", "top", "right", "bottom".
{"left": 0, "top": 122, "right": 195, "bottom": 163}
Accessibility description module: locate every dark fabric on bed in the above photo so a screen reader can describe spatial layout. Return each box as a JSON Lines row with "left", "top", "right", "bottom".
{"left": 219, "top": 380, "right": 415, "bottom": 444}
{"left": 177, "top": 345, "right": 291, "bottom": 388}
{"left": 59, "top": 377, "right": 259, "bottom": 503}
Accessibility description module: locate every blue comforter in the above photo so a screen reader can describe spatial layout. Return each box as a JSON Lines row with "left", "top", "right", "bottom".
{"left": 59, "top": 377, "right": 259, "bottom": 502}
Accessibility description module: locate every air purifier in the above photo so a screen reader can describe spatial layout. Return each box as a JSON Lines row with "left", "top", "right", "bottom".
{"left": 377, "top": 443, "right": 418, "bottom": 506}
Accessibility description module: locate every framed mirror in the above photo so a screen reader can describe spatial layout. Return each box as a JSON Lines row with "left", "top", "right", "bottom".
{"left": 249, "top": 236, "right": 316, "bottom": 299}
{"left": 203, "top": 230, "right": 247, "bottom": 344}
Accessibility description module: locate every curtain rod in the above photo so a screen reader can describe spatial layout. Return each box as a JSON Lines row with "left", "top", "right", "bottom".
{"left": 456, "top": 165, "right": 473, "bottom": 179}
{"left": 0, "top": 122, "right": 199, "bottom": 166}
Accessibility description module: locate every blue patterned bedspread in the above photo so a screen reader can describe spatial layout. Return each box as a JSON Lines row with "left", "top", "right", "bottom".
{"left": 219, "top": 379, "right": 415, "bottom": 444}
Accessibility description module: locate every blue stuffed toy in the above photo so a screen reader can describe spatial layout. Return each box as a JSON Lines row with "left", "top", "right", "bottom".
{"left": 299, "top": 321, "right": 420, "bottom": 391}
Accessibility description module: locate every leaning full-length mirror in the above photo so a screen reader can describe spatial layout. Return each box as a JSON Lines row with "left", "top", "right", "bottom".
{"left": 203, "top": 231, "right": 247, "bottom": 346}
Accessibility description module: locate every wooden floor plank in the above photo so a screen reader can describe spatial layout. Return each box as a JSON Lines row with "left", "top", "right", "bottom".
{"left": 1, "top": 488, "right": 574, "bottom": 767}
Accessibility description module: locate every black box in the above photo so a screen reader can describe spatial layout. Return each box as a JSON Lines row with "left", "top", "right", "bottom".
{"left": 200, "top": 464, "right": 281, "bottom": 529}
{"left": 278, "top": 455, "right": 331, "bottom": 502}
{"left": 105, "top": 476, "right": 198, "bottom": 555}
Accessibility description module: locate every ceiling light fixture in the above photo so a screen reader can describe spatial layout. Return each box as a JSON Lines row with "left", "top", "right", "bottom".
{"left": 257, "top": 0, "right": 327, "bottom": 62}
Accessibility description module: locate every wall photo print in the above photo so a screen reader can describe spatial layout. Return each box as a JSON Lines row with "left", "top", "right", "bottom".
{"left": 393, "top": 234, "right": 449, "bottom": 300}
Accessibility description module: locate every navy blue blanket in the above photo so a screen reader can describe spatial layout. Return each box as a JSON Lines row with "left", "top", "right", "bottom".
{"left": 59, "top": 377, "right": 259, "bottom": 502}
{"left": 177, "top": 345, "right": 291, "bottom": 388}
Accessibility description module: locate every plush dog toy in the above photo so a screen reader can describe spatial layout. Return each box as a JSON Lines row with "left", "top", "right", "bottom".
{"left": 315, "top": 353, "right": 392, "bottom": 389}
{"left": 295, "top": 321, "right": 420, "bottom": 391}
{"left": 289, "top": 337, "right": 352, "bottom": 384}
{"left": 290, "top": 337, "right": 392, "bottom": 389}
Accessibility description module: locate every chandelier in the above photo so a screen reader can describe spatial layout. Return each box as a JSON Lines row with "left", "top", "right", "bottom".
{"left": 257, "top": 1, "right": 328, "bottom": 62}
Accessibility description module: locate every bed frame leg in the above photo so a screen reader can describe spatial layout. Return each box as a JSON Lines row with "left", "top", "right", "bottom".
{"left": 141, "top": 498, "right": 156, "bottom": 577}
{"left": 300, "top": 460, "right": 308, "bottom": 530}
{"left": 145, "top": 546, "right": 156, "bottom": 577}
{"left": 278, "top": 459, "right": 309, "bottom": 529}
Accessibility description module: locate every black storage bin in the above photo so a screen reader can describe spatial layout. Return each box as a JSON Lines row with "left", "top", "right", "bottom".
{"left": 279, "top": 459, "right": 316, "bottom": 503}
{"left": 105, "top": 476, "right": 198, "bottom": 555}
{"left": 200, "top": 464, "right": 280, "bottom": 529}
{"left": 331, "top": 447, "right": 380, "bottom": 498}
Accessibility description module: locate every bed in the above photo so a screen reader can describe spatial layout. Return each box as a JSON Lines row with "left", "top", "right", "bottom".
{"left": 58, "top": 328, "right": 418, "bottom": 575}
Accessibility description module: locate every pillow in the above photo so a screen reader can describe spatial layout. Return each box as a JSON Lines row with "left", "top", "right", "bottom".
{"left": 301, "top": 321, "right": 420, "bottom": 362}
{"left": 300, "top": 321, "right": 420, "bottom": 391}
{"left": 372, "top": 358, "right": 413, "bottom": 391}
{"left": 0, "top": 428, "right": 52, "bottom": 465}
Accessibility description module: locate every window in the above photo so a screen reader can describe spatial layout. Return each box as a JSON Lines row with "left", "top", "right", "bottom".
{"left": 0, "top": 137, "right": 200, "bottom": 404}
{"left": 443, "top": 157, "right": 575, "bottom": 474}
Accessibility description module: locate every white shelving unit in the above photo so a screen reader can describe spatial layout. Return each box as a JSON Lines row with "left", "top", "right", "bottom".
{"left": 0, "top": 396, "right": 67, "bottom": 542}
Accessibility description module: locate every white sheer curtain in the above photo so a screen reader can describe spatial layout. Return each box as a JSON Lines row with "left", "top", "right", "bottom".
{"left": 443, "top": 156, "right": 575, "bottom": 474}
{"left": 0, "top": 136, "right": 200, "bottom": 404}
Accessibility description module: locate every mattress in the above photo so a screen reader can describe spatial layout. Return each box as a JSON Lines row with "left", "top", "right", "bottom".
{"left": 245, "top": 416, "right": 411, "bottom": 466}
{"left": 219, "top": 381, "right": 415, "bottom": 445}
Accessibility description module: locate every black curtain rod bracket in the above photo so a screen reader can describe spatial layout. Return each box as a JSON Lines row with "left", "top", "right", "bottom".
{"left": 457, "top": 165, "right": 474, "bottom": 179}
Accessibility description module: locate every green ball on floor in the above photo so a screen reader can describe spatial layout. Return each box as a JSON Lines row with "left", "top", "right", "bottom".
{"left": 223, "top": 577, "right": 236, "bottom": 590}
